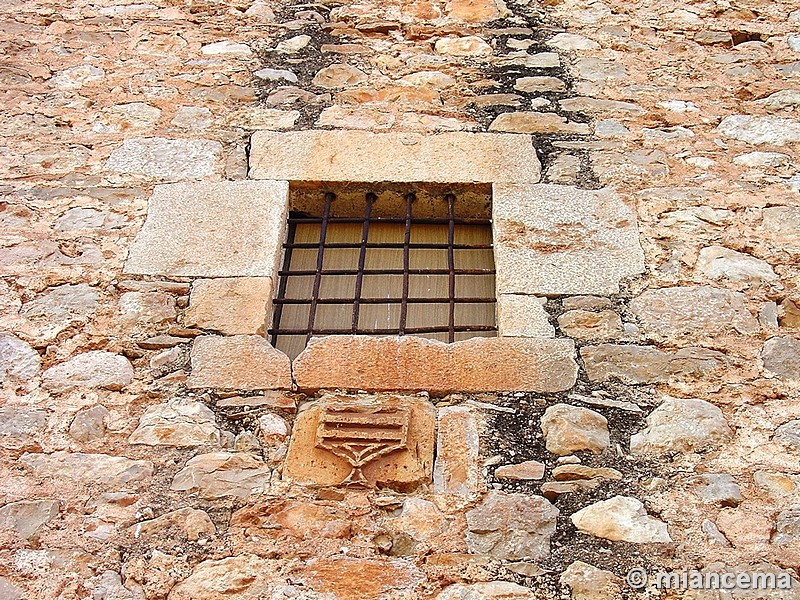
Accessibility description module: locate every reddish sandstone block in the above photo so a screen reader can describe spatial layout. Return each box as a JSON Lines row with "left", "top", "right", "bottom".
{"left": 187, "top": 335, "right": 292, "bottom": 391}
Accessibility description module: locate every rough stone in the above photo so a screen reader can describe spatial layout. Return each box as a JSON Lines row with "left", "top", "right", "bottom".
{"left": 629, "top": 286, "right": 759, "bottom": 338}
{"left": 167, "top": 554, "right": 278, "bottom": 599}
{"left": 689, "top": 474, "right": 742, "bottom": 506}
{"left": 69, "top": 405, "right": 109, "bottom": 442}
{"left": 132, "top": 507, "right": 216, "bottom": 542}
{"left": 0, "top": 500, "right": 60, "bottom": 538}
{"left": 105, "top": 137, "right": 224, "bottom": 180}
{"left": 762, "top": 206, "right": 800, "bottom": 251}
{"left": 559, "top": 97, "right": 644, "bottom": 115}
{"left": 93, "top": 102, "right": 161, "bottom": 133}
{"left": 292, "top": 557, "right": 426, "bottom": 599}
{"left": 496, "top": 295, "right": 554, "bottom": 337}
{"left": 493, "top": 184, "right": 645, "bottom": 295}
{"left": 253, "top": 68, "right": 298, "bottom": 83}
{"left": 695, "top": 246, "right": 778, "bottom": 283}
{"left": 201, "top": 40, "right": 251, "bottom": 56}
{"left": 563, "top": 296, "right": 612, "bottom": 311}
{"left": 437, "top": 582, "right": 535, "bottom": 599}
{"left": 551, "top": 465, "right": 622, "bottom": 481}
{"left": 559, "top": 561, "right": 622, "bottom": 600}
{"left": 547, "top": 33, "right": 600, "bottom": 51}
{"left": 312, "top": 64, "right": 368, "bottom": 88}
{"left": 283, "top": 394, "right": 435, "bottom": 490}
{"left": 0, "top": 407, "right": 46, "bottom": 450}
{"left": 514, "top": 76, "right": 566, "bottom": 93}
{"left": 229, "top": 107, "right": 299, "bottom": 130}
{"left": 489, "top": 112, "right": 591, "bottom": 135}
{"left": 0, "top": 577, "right": 22, "bottom": 600}
{"left": 756, "top": 89, "right": 800, "bottom": 110}
{"left": 466, "top": 491, "right": 558, "bottom": 561}
{"left": 129, "top": 399, "right": 220, "bottom": 447}
{"left": 275, "top": 35, "right": 310, "bottom": 53}
{"left": 762, "top": 336, "right": 800, "bottom": 380}
{"left": 170, "top": 452, "right": 271, "bottom": 498}
{"left": 435, "top": 36, "right": 492, "bottom": 56}
{"left": 118, "top": 291, "right": 176, "bottom": 325}
{"left": 19, "top": 283, "right": 99, "bottom": 341}
{"left": 558, "top": 310, "right": 623, "bottom": 340}
{"left": 124, "top": 181, "right": 289, "bottom": 277}
{"left": 546, "top": 153, "right": 582, "bottom": 184}
{"left": 540, "top": 404, "right": 610, "bottom": 456}
{"left": 580, "top": 344, "right": 727, "bottom": 384}
{"left": 0, "top": 333, "right": 41, "bottom": 382}
{"left": 292, "top": 336, "right": 578, "bottom": 393}
{"left": 249, "top": 130, "right": 541, "bottom": 183}
{"left": 433, "top": 405, "right": 482, "bottom": 502}
{"left": 42, "top": 351, "right": 134, "bottom": 392}
{"left": 716, "top": 115, "right": 800, "bottom": 146}
{"left": 384, "top": 498, "right": 446, "bottom": 542}
{"left": 185, "top": 278, "right": 272, "bottom": 335}
{"left": 171, "top": 106, "right": 214, "bottom": 130}
{"left": 772, "top": 506, "right": 800, "bottom": 545}
{"left": 188, "top": 335, "right": 292, "bottom": 391}
{"left": 775, "top": 420, "right": 800, "bottom": 449}
{"left": 494, "top": 460, "right": 545, "bottom": 481}
{"left": 571, "top": 496, "right": 672, "bottom": 543}
{"left": 630, "top": 397, "right": 732, "bottom": 455}
{"left": 19, "top": 452, "right": 153, "bottom": 488}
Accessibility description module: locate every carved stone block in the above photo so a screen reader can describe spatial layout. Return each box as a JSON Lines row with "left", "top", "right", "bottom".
{"left": 283, "top": 394, "right": 435, "bottom": 491}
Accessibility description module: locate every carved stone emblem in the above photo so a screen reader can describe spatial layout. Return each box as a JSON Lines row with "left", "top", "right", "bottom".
{"left": 284, "top": 394, "right": 435, "bottom": 491}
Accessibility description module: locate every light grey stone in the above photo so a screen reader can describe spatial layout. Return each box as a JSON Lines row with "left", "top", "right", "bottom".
{"left": 494, "top": 52, "right": 559, "bottom": 68}
{"left": 129, "top": 398, "right": 220, "bottom": 447}
{"left": 20, "top": 283, "right": 99, "bottom": 341}
{"left": 105, "top": 137, "right": 223, "bottom": 180}
{"left": 547, "top": 33, "right": 599, "bottom": 51}
{"left": 496, "top": 295, "right": 553, "bottom": 337}
{"left": 701, "top": 519, "right": 731, "bottom": 546}
{"left": 690, "top": 474, "right": 742, "bottom": 506}
{"left": 0, "top": 499, "right": 60, "bottom": 538}
{"left": 581, "top": 344, "right": 727, "bottom": 384}
{"left": 755, "top": 89, "right": 800, "bottom": 110}
{"left": 69, "top": 405, "right": 109, "bottom": 442}
{"left": 492, "top": 184, "right": 644, "bottom": 296}
{"left": 0, "top": 407, "right": 46, "bottom": 450}
{"left": 772, "top": 506, "right": 800, "bottom": 545}
{"left": 571, "top": 496, "right": 672, "bottom": 543}
{"left": 762, "top": 206, "right": 800, "bottom": 251}
{"left": 433, "top": 406, "right": 481, "bottom": 503}
{"left": 595, "top": 119, "right": 631, "bottom": 137}
{"left": 762, "top": 337, "right": 800, "bottom": 380}
{"left": 437, "top": 582, "right": 535, "bottom": 599}
{"left": 55, "top": 207, "right": 110, "bottom": 230}
{"left": 695, "top": 246, "right": 777, "bottom": 282}
{"left": 93, "top": 102, "right": 161, "bottom": 133}
{"left": 630, "top": 397, "right": 732, "bottom": 455}
{"left": 253, "top": 68, "right": 298, "bottom": 83}
{"left": 733, "top": 151, "right": 791, "bottom": 167}
{"left": 629, "top": 286, "right": 759, "bottom": 337}
{"left": 19, "top": 451, "right": 154, "bottom": 487}
{"left": 42, "top": 351, "right": 134, "bottom": 392}
{"left": 716, "top": 115, "right": 800, "bottom": 146}
{"left": 170, "top": 451, "right": 271, "bottom": 498}
{"left": 249, "top": 130, "right": 541, "bottom": 183}
{"left": 0, "top": 333, "right": 41, "bottom": 382}
{"left": 540, "top": 404, "right": 610, "bottom": 456}
{"left": 514, "top": 76, "right": 565, "bottom": 93}
{"left": 559, "top": 97, "right": 645, "bottom": 115}
{"left": 775, "top": 420, "right": 800, "bottom": 449}
{"left": 0, "top": 577, "right": 23, "bottom": 600}
{"left": 575, "top": 58, "right": 626, "bottom": 81}
{"left": 546, "top": 153, "right": 581, "bottom": 184}
{"left": 50, "top": 65, "right": 105, "bottom": 89}
{"left": 201, "top": 40, "right": 251, "bottom": 55}
{"left": 466, "top": 491, "right": 559, "bottom": 561}
{"left": 124, "top": 180, "right": 289, "bottom": 277}
{"left": 118, "top": 291, "right": 176, "bottom": 325}
{"left": 558, "top": 310, "right": 623, "bottom": 340}
{"left": 171, "top": 106, "right": 214, "bottom": 130}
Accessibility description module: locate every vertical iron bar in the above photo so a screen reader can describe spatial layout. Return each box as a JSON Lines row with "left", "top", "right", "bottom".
{"left": 398, "top": 192, "right": 415, "bottom": 335}
{"left": 270, "top": 219, "right": 297, "bottom": 347}
{"left": 352, "top": 192, "right": 375, "bottom": 332}
{"left": 446, "top": 193, "right": 456, "bottom": 343}
{"left": 306, "top": 192, "right": 334, "bottom": 343}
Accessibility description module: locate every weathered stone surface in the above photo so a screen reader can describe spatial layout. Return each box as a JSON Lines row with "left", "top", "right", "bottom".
{"left": 716, "top": 115, "right": 800, "bottom": 146}
{"left": 493, "top": 184, "right": 644, "bottom": 295}
{"left": 496, "top": 295, "right": 554, "bottom": 337}
{"left": 185, "top": 278, "right": 272, "bottom": 335}
{"left": 466, "top": 491, "right": 559, "bottom": 561}
{"left": 559, "top": 97, "right": 644, "bottom": 115}
{"left": 249, "top": 130, "right": 541, "bottom": 183}
{"left": 437, "top": 582, "right": 535, "bottom": 599}
{"left": 546, "top": 153, "right": 581, "bottom": 184}
{"left": 762, "top": 336, "right": 800, "bottom": 380}
{"left": 571, "top": 496, "right": 671, "bottom": 543}
{"left": 552, "top": 465, "right": 622, "bottom": 481}
{"left": 494, "top": 52, "right": 560, "bottom": 68}
{"left": 689, "top": 474, "right": 742, "bottom": 506}
{"left": 105, "top": 137, "right": 223, "bottom": 180}
{"left": 69, "top": 405, "right": 109, "bottom": 442}
{"left": 129, "top": 398, "right": 220, "bottom": 447}
{"left": 772, "top": 506, "right": 800, "bottom": 545}
{"left": 559, "top": 561, "right": 621, "bottom": 600}
{"left": 630, "top": 397, "right": 732, "bottom": 455}
{"left": 19, "top": 452, "right": 153, "bottom": 487}
{"left": 558, "top": 310, "right": 623, "bottom": 340}
{"left": 293, "top": 336, "right": 577, "bottom": 393}
{"left": 188, "top": 335, "right": 292, "bottom": 390}
{"left": 42, "top": 351, "right": 134, "bottom": 392}
{"left": 0, "top": 577, "right": 22, "bottom": 600}
{"left": 445, "top": 0, "right": 508, "bottom": 22}
{"left": 125, "top": 180, "right": 289, "bottom": 277}
{"left": 695, "top": 246, "right": 778, "bottom": 283}
{"left": 292, "top": 557, "right": 426, "bottom": 599}
{"left": 541, "top": 479, "right": 600, "bottom": 500}
{"left": 762, "top": 206, "right": 800, "bottom": 251}
{"left": 489, "top": 112, "right": 591, "bottom": 135}
{"left": 514, "top": 76, "right": 565, "bottom": 92}
{"left": 540, "top": 404, "right": 610, "bottom": 456}
{"left": 548, "top": 33, "right": 600, "bottom": 50}
{"left": 581, "top": 344, "right": 727, "bottom": 384}
{"left": 168, "top": 554, "right": 278, "bottom": 599}
{"left": 312, "top": 64, "right": 368, "bottom": 88}
{"left": 628, "top": 286, "right": 759, "bottom": 337}
{"left": 0, "top": 333, "right": 41, "bottom": 382}
{"left": 434, "top": 406, "right": 482, "bottom": 501}
{"left": 495, "top": 460, "right": 545, "bottom": 481}
{"left": 118, "top": 291, "right": 176, "bottom": 325}
{"left": 19, "top": 283, "right": 99, "bottom": 341}
{"left": 132, "top": 507, "right": 216, "bottom": 542}
{"left": 435, "top": 36, "right": 492, "bottom": 56}
{"left": 284, "top": 394, "right": 435, "bottom": 491}
{"left": 775, "top": 420, "right": 800, "bottom": 449}
{"left": 171, "top": 452, "right": 271, "bottom": 498}
{"left": 384, "top": 498, "right": 446, "bottom": 542}
{"left": 0, "top": 499, "right": 59, "bottom": 538}
{"left": 563, "top": 296, "right": 612, "bottom": 311}
{"left": 0, "top": 407, "right": 46, "bottom": 450}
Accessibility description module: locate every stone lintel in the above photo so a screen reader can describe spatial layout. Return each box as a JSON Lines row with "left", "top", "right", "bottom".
{"left": 249, "top": 130, "right": 541, "bottom": 183}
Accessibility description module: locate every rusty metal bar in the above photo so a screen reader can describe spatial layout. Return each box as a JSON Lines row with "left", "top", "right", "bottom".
{"left": 446, "top": 193, "right": 456, "bottom": 343}
{"left": 305, "top": 192, "right": 334, "bottom": 343}
{"left": 399, "top": 192, "right": 414, "bottom": 335}
{"left": 278, "top": 268, "right": 495, "bottom": 276}
{"left": 352, "top": 192, "right": 375, "bottom": 332}
{"left": 283, "top": 242, "right": 492, "bottom": 250}
{"left": 274, "top": 297, "right": 496, "bottom": 305}
{"left": 288, "top": 216, "right": 491, "bottom": 225}
{"left": 270, "top": 325, "right": 497, "bottom": 336}
{"left": 269, "top": 218, "right": 297, "bottom": 347}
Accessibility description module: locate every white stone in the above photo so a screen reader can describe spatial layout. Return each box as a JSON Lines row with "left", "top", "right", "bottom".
{"left": 129, "top": 399, "right": 220, "bottom": 447}
{"left": 229, "top": 108, "right": 299, "bottom": 129}
{"left": 118, "top": 291, "right": 176, "bottom": 325}
{"left": 547, "top": 33, "right": 600, "bottom": 51}
{"left": 496, "top": 295, "right": 554, "bottom": 337}
{"left": 105, "top": 137, "right": 223, "bottom": 181}
{"left": 49, "top": 65, "right": 105, "bottom": 89}
{"left": 201, "top": 41, "right": 252, "bottom": 56}
{"left": 630, "top": 397, "right": 732, "bottom": 455}
{"left": 435, "top": 36, "right": 492, "bottom": 56}
{"left": 492, "top": 184, "right": 644, "bottom": 295}
{"left": 695, "top": 246, "right": 778, "bottom": 283}
{"left": 0, "top": 500, "right": 60, "bottom": 538}
{"left": 249, "top": 130, "right": 541, "bottom": 183}
{"left": 437, "top": 582, "right": 535, "bottom": 599}
{"left": 755, "top": 90, "right": 800, "bottom": 110}
{"left": 93, "top": 103, "right": 161, "bottom": 133}
{"left": 275, "top": 35, "right": 310, "bottom": 53}
{"left": 124, "top": 180, "right": 289, "bottom": 277}
{"left": 171, "top": 106, "right": 213, "bottom": 130}
{"left": 19, "top": 452, "right": 154, "bottom": 487}
{"left": 253, "top": 68, "right": 298, "bottom": 83}
{"left": 170, "top": 452, "right": 271, "bottom": 498}
{"left": 0, "top": 334, "right": 41, "bottom": 382}
{"left": 42, "top": 351, "right": 134, "bottom": 393}
{"left": 733, "top": 151, "right": 791, "bottom": 167}
{"left": 571, "top": 496, "right": 672, "bottom": 543}
{"left": 716, "top": 115, "right": 800, "bottom": 146}
{"left": 657, "top": 100, "right": 700, "bottom": 112}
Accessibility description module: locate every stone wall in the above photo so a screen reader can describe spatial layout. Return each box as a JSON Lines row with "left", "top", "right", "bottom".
{"left": 1, "top": 0, "right": 799, "bottom": 598}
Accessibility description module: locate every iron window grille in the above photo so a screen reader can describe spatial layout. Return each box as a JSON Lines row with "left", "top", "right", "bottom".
{"left": 269, "top": 190, "right": 497, "bottom": 359}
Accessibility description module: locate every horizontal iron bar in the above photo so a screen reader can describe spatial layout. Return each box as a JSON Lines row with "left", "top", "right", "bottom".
{"left": 288, "top": 216, "right": 492, "bottom": 225}
{"left": 269, "top": 325, "right": 499, "bottom": 336}
{"left": 284, "top": 242, "right": 493, "bottom": 250}
{"left": 277, "top": 268, "right": 496, "bottom": 276}
{"left": 273, "top": 297, "right": 497, "bottom": 305}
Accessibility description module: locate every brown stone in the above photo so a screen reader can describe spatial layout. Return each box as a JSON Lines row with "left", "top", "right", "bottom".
{"left": 291, "top": 557, "right": 425, "bottom": 600}
{"left": 311, "top": 64, "right": 368, "bottom": 89}
{"left": 185, "top": 278, "right": 272, "bottom": 335}
{"left": 445, "top": 0, "right": 506, "bottom": 22}
{"left": 540, "top": 404, "right": 610, "bottom": 456}
{"left": 541, "top": 479, "right": 601, "bottom": 500}
{"left": 283, "top": 394, "right": 435, "bottom": 491}
{"left": 489, "top": 112, "right": 591, "bottom": 135}
{"left": 187, "top": 335, "right": 292, "bottom": 391}
{"left": 551, "top": 465, "right": 622, "bottom": 481}
{"left": 433, "top": 406, "right": 482, "bottom": 504}
{"left": 230, "top": 499, "right": 351, "bottom": 539}
{"left": 558, "top": 310, "right": 623, "bottom": 340}
{"left": 292, "top": 335, "right": 577, "bottom": 394}
{"left": 132, "top": 507, "right": 216, "bottom": 542}
{"left": 494, "top": 460, "right": 545, "bottom": 480}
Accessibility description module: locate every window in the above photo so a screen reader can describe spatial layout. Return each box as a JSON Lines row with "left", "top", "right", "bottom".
{"left": 269, "top": 184, "right": 497, "bottom": 359}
